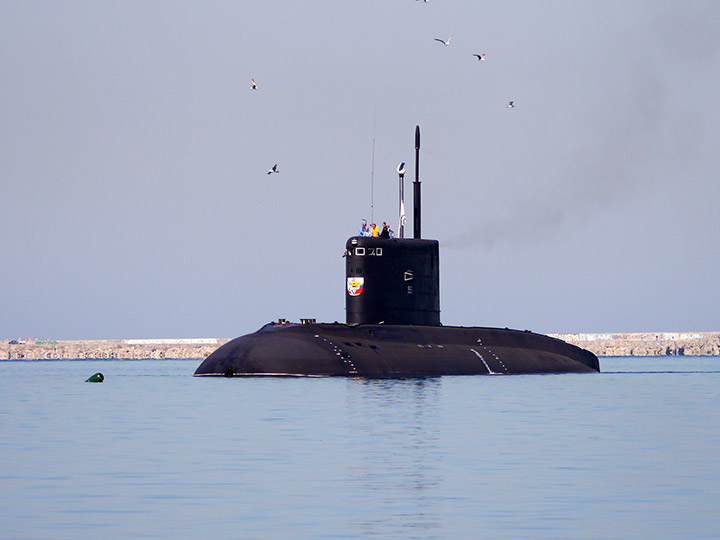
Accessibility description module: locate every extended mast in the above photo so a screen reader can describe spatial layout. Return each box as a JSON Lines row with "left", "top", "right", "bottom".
{"left": 413, "top": 125, "right": 421, "bottom": 239}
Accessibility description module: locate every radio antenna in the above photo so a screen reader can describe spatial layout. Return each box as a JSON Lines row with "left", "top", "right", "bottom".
{"left": 370, "top": 107, "right": 376, "bottom": 224}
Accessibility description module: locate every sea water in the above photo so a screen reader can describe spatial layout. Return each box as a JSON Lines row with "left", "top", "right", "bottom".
{"left": 1, "top": 357, "right": 719, "bottom": 540}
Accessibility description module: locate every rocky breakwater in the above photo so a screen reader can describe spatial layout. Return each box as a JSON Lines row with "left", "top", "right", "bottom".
{"left": 551, "top": 332, "right": 720, "bottom": 357}
{"left": 1, "top": 338, "right": 231, "bottom": 360}
{"left": 3, "top": 332, "right": 720, "bottom": 360}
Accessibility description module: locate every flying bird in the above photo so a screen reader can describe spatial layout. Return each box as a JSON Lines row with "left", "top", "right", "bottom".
{"left": 506, "top": 101, "right": 515, "bottom": 109}
{"left": 434, "top": 37, "right": 451, "bottom": 46}
{"left": 473, "top": 54, "right": 486, "bottom": 61}
{"left": 267, "top": 164, "right": 279, "bottom": 174}
{"left": 250, "top": 79, "right": 257, "bottom": 90}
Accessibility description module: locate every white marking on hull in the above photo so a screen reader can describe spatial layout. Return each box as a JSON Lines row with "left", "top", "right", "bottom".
{"left": 470, "top": 348, "right": 500, "bottom": 375}
{"left": 318, "top": 336, "right": 358, "bottom": 373}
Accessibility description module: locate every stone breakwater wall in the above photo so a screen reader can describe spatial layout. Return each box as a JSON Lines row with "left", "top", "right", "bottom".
{"left": 550, "top": 332, "right": 720, "bottom": 357}
{"left": 1, "top": 338, "right": 231, "bottom": 361}
{"left": 3, "top": 332, "right": 719, "bottom": 360}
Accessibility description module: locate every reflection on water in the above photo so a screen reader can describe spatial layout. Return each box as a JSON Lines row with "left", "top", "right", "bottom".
{"left": 344, "top": 378, "right": 442, "bottom": 537}
{"left": 0, "top": 358, "right": 719, "bottom": 539}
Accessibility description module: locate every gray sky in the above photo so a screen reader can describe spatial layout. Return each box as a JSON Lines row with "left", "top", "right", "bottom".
{"left": 2, "top": 1, "right": 719, "bottom": 339}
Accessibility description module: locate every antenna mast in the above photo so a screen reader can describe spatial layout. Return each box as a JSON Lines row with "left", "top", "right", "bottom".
{"left": 413, "top": 125, "right": 421, "bottom": 239}
{"left": 398, "top": 162, "right": 406, "bottom": 238}
{"left": 370, "top": 107, "right": 376, "bottom": 224}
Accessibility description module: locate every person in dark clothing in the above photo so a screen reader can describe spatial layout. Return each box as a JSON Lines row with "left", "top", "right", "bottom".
{"left": 380, "top": 222, "right": 391, "bottom": 238}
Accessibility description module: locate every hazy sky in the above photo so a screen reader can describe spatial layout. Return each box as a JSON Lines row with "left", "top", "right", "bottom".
{"left": 2, "top": 1, "right": 719, "bottom": 339}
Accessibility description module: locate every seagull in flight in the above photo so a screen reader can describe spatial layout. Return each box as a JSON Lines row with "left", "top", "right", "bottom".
{"left": 506, "top": 101, "right": 515, "bottom": 109}
{"left": 267, "top": 164, "right": 279, "bottom": 174}
{"left": 434, "top": 37, "right": 451, "bottom": 46}
{"left": 473, "top": 53, "right": 486, "bottom": 61}
{"left": 250, "top": 78, "right": 257, "bottom": 90}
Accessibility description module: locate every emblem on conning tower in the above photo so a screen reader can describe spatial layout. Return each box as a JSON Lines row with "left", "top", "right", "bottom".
{"left": 347, "top": 277, "right": 364, "bottom": 296}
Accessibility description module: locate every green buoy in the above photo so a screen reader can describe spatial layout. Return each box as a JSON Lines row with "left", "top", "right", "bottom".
{"left": 85, "top": 373, "right": 104, "bottom": 383}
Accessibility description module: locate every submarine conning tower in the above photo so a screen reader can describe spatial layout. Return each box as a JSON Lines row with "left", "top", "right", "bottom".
{"left": 346, "top": 126, "right": 440, "bottom": 326}
{"left": 345, "top": 237, "right": 440, "bottom": 326}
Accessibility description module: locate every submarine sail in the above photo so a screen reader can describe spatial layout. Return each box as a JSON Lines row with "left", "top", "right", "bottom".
{"left": 346, "top": 237, "right": 439, "bottom": 326}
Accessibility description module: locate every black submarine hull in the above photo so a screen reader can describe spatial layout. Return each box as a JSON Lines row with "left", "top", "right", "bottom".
{"left": 194, "top": 322, "right": 600, "bottom": 377}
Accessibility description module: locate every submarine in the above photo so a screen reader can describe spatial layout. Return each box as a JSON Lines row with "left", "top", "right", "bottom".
{"left": 195, "top": 127, "right": 599, "bottom": 377}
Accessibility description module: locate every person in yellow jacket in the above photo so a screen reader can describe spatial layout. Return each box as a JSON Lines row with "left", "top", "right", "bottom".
{"left": 370, "top": 223, "right": 379, "bottom": 237}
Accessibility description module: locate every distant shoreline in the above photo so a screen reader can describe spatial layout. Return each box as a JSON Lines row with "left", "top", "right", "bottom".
{"left": 550, "top": 331, "right": 720, "bottom": 357}
{"left": 2, "top": 331, "right": 719, "bottom": 360}
{"left": 1, "top": 338, "right": 230, "bottom": 360}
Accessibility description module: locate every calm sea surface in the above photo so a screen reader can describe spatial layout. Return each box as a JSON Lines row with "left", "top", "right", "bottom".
{"left": 1, "top": 356, "right": 719, "bottom": 540}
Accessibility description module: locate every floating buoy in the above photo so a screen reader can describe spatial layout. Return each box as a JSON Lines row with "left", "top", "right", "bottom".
{"left": 85, "top": 373, "right": 104, "bottom": 383}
